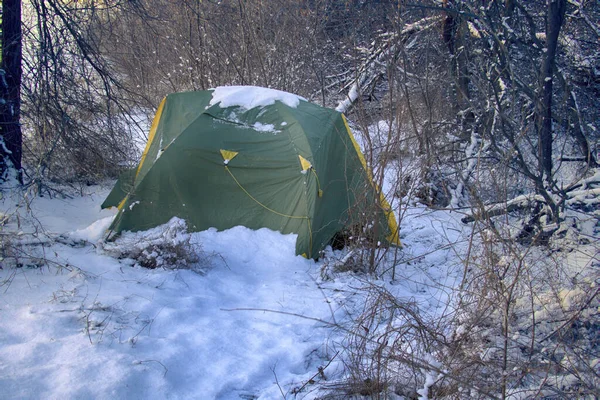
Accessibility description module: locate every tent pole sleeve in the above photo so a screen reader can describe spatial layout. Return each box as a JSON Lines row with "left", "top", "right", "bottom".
{"left": 341, "top": 114, "right": 401, "bottom": 246}
{"left": 135, "top": 97, "right": 167, "bottom": 181}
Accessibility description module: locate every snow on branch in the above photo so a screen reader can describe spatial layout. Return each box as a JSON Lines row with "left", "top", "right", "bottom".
{"left": 565, "top": 169, "right": 600, "bottom": 193}
{"left": 564, "top": 169, "right": 600, "bottom": 211}
{"left": 462, "top": 169, "right": 600, "bottom": 223}
{"left": 335, "top": 16, "right": 441, "bottom": 114}
{"left": 461, "top": 194, "right": 546, "bottom": 223}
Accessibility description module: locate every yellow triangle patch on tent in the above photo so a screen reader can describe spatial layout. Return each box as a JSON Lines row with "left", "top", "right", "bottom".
{"left": 220, "top": 149, "right": 239, "bottom": 165}
{"left": 298, "top": 155, "right": 312, "bottom": 172}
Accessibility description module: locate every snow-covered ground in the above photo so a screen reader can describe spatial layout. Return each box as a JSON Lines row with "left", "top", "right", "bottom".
{"left": 0, "top": 184, "right": 467, "bottom": 399}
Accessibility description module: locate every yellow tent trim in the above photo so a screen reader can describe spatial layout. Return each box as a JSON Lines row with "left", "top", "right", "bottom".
{"left": 298, "top": 155, "right": 312, "bottom": 171}
{"left": 116, "top": 97, "right": 167, "bottom": 212}
{"left": 116, "top": 196, "right": 128, "bottom": 212}
{"left": 341, "top": 114, "right": 401, "bottom": 246}
{"left": 136, "top": 97, "right": 167, "bottom": 179}
{"left": 220, "top": 149, "right": 239, "bottom": 164}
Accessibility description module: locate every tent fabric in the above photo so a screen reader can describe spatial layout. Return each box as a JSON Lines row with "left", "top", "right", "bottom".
{"left": 101, "top": 168, "right": 136, "bottom": 210}
{"left": 104, "top": 87, "right": 399, "bottom": 258}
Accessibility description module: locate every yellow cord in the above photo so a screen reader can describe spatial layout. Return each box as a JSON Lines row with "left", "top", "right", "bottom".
{"left": 225, "top": 166, "right": 313, "bottom": 255}
{"left": 311, "top": 168, "right": 323, "bottom": 197}
{"left": 226, "top": 166, "right": 306, "bottom": 219}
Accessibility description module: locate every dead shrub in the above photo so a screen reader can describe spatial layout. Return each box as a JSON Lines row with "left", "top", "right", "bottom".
{"left": 102, "top": 218, "right": 205, "bottom": 272}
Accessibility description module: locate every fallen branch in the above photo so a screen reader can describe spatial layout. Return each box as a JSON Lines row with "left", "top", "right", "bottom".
{"left": 462, "top": 194, "right": 546, "bottom": 223}
{"left": 335, "top": 16, "right": 441, "bottom": 114}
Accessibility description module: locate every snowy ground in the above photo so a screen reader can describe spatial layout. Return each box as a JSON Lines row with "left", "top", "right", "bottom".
{"left": 0, "top": 185, "right": 467, "bottom": 399}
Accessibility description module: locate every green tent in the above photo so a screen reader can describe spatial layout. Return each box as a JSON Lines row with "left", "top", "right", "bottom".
{"left": 102, "top": 168, "right": 136, "bottom": 210}
{"left": 104, "top": 87, "right": 399, "bottom": 258}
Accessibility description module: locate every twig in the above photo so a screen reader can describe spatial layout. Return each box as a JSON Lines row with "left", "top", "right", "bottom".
{"left": 132, "top": 359, "right": 168, "bottom": 377}
{"left": 271, "top": 364, "right": 286, "bottom": 399}
{"left": 294, "top": 351, "right": 339, "bottom": 395}
{"left": 540, "top": 287, "right": 600, "bottom": 343}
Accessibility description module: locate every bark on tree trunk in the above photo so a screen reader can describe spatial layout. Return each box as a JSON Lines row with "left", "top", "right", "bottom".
{"left": 0, "top": 0, "right": 23, "bottom": 182}
{"left": 442, "top": 2, "right": 473, "bottom": 139}
{"left": 536, "top": 0, "right": 567, "bottom": 187}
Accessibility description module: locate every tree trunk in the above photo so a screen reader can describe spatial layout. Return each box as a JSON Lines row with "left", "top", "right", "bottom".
{"left": 0, "top": 0, "right": 23, "bottom": 182}
{"left": 442, "top": 1, "right": 473, "bottom": 141}
{"left": 536, "top": 0, "right": 567, "bottom": 187}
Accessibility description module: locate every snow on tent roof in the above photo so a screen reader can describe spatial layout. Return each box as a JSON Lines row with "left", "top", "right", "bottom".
{"left": 209, "top": 86, "right": 306, "bottom": 110}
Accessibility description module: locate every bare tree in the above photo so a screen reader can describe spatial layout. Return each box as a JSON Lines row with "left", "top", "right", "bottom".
{"left": 20, "top": 0, "right": 150, "bottom": 185}
{"left": 0, "top": 0, "right": 23, "bottom": 182}
{"left": 536, "top": 0, "right": 567, "bottom": 189}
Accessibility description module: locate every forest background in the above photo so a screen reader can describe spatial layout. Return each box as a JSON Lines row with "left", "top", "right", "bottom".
{"left": 1, "top": 1, "right": 599, "bottom": 398}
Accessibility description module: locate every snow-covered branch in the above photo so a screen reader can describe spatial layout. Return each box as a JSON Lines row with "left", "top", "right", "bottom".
{"left": 335, "top": 16, "right": 441, "bottom": 114}
{"left": 461, "top": 194, "right": 547, "bottom": 223}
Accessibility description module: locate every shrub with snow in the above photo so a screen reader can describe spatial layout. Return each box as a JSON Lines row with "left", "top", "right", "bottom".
{"left": 102, "top": 217, "right": 202, "bottom": 271}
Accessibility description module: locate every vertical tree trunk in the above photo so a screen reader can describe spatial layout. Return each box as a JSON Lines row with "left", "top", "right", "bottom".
{"left": 536, "top": 0, "right": 567, "bottom": 187}
{"left": 442, "top": 1, "right": 473, "bottom": 140}
{"left": 0, "top": 0, "right": 23, "bottom": 182}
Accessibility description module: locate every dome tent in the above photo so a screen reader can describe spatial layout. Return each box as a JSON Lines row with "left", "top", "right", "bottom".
{"left": 103, "top": 86, "right": 399, "bottom": 258}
